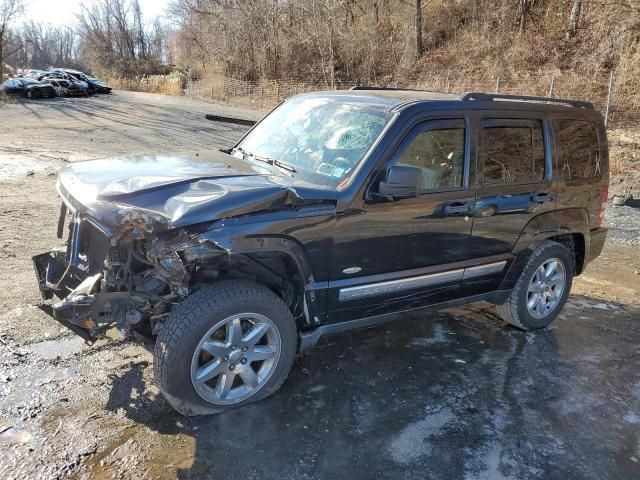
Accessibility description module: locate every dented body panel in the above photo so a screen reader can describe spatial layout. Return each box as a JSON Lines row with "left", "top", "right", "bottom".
{"left": 35, "top": 150, "right": 339, "bottom": 336}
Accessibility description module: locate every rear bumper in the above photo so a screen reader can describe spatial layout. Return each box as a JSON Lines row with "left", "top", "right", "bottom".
{"left": 586, "top": 227, "right": 607, "bottom": 265}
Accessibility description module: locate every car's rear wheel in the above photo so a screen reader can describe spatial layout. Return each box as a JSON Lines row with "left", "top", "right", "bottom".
{"left": 27, "top": 90, "right": 34, "bottom": 99}
{"left": 496, "top": 240, "right": 574, "bottom": 330}
{"left": 154, "top": 280, "right": 297, "bottom": 416}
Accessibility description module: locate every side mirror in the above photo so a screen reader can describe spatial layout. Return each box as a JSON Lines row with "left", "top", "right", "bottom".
{"left": 377, "top": 165, "right": 421, "bottom": 200}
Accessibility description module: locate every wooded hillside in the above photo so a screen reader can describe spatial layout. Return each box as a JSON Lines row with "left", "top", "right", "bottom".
{"left": 170, "top": 0, "right": 640, "bottom": 105}
{"left": 2, "top": 0, "right": 640, "bottom": 108}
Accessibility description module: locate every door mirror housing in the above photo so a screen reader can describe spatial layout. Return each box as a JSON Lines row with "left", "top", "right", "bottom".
{"left": 376, "top": 165, "right": 421, "bottom": 200}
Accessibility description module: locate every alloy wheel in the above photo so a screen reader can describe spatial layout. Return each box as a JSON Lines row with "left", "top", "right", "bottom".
{"left": 526, "top": 258, "right": 566, "bottom": 319}
{"left": 190, "top": 313, "right": 281, "bottom": 405}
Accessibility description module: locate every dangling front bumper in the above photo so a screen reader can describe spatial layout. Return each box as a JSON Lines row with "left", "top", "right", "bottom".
{"left": 32, "top": 203, "right": 130, "bottom": 336}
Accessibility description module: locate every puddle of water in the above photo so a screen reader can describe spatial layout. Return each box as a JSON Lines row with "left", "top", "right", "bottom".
{"left": 26, "top": 336, "right": 86, "bottom": 360}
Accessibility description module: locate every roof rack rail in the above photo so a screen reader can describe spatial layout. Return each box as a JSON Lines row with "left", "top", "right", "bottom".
{"left": 349, "top": 85, "right": 426, "bottom": 92}
{"left": 459, "top": 92, "right": 594, "bottom": 110}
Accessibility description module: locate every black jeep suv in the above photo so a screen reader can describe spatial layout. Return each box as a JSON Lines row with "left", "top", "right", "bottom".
{"left": 33, "top": 89, "right": 608, "bottom": 415}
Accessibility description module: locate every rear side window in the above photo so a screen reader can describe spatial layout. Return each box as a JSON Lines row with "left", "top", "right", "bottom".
{"left": 556, "top": 120, "right": 600, "bottom": 179}
{"left": 482, "top": 120, "right": 546, "bottom": 185}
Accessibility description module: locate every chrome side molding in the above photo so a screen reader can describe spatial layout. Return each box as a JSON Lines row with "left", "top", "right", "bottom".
{"left": 338, "top": 261, "right": 507, "bottom": 301}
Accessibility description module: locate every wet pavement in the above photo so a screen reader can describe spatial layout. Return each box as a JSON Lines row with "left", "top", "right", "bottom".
{"left": 3, "top": 296, "right": 639, "bottom": 479}
{"left": 1, "top": 92, "right": 640, "bottom": 479}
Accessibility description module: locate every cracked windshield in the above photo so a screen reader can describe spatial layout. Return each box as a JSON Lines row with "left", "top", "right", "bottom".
{"left": 234, "top": 96, "right": 391, "bottom": 188}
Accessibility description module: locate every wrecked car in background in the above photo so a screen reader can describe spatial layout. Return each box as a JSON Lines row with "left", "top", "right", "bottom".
{"left": 87, "top": 77, "right": 112, "bottom": 94}
{"left": 1, "top": 77, "right": 56, "bottom": 99}
{"left": 34, "top": 90, "right": 609, "bottom": 416}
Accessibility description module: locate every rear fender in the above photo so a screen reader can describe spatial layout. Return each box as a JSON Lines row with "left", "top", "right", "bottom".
{"left": 499, "top": 208, "right": 589, "bottom": 290}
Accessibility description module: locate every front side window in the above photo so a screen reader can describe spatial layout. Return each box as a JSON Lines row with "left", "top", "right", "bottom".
{"left": 483, "top": 121, "right": 545, "bottom": 184}
{"left": 555, "top": 119, "right": 600, "bottom": 180}
{"left": 394, "top": 127, "right": 465, "bottom": 191}
{"left": 234, "top": 96, "right": 393, "bottom": 189}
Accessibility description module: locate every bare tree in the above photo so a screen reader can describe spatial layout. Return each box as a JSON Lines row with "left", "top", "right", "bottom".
{"left": 0, "top": 0, "right": 24, "bottom": 78}
{"left": 415, "top": 0, "right": 423, "bottom": 59}
{"left": 76, "top": 0, "right": 166, "bottom": 77}
{"left": 518, "top": 0, "right": 533, "bottom": 34}
{"left": 567, "top": 0, "right": 582, "bottom": 38}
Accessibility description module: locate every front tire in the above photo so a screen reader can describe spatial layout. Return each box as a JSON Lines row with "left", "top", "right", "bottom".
{"left": 496, "top": 240, "right": 574, "bottom": 330}
{"left": 154, "top": 280, "right": 298, "bottom": 416}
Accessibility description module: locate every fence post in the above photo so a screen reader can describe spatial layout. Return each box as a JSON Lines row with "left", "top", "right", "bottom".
{"left": 495, "top": 76, "right": 500, "bottom": 93}
{"left": 605, "top": 70, "right": 614, "bottom": 127}
{"left": 276, "top": 82, "right": 280, "bottom": 102}
{"left": 445, "top": 70, "right": 450, "bottom": 93}
{"left": 548, "top": 74, "right": 555, "bottom": 97}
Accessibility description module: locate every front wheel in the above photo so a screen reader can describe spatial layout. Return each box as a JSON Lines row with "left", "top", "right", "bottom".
{"left": 154, "top": 280, "right": 298, "bottom": 416}
{"left": 496, "top": 240, "right": 574, "bottom": 330}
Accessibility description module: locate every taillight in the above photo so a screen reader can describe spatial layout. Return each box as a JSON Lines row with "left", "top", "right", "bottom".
{"left": 594, "top": 185, "right": 608, "bottom": 229}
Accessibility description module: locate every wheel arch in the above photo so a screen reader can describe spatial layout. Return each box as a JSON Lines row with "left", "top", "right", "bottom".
{"left": 502, "top": 208, "right": 590, "bottom": 290}
{"left": 188, "top": 232, "right": 326, "bottom": 331}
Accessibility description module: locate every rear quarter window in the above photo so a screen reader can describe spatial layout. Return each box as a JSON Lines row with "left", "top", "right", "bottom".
{"left": 555, "top": 119, "right": 601, "bottom": 180}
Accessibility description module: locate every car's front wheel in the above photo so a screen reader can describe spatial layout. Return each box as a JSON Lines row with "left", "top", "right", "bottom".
{"left": 154, "top": 280, "right": 298, "bottom": 416}
{"left": 496, "top": 240, "right": 574, "bottom": 330}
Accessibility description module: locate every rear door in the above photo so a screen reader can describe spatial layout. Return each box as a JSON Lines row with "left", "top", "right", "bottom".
{"left": 468, "top": 113, "right": 556, "bottom": 291}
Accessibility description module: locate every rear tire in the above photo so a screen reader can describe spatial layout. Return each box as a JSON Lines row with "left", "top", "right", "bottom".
{"left": 154, "top": 280, "right": 298, "bottom": 416}
{"left": 496, "top": 240, "right": 574, "bottom": 330}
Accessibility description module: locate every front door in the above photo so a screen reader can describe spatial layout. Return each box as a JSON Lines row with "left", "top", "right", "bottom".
{"left": 327, "top": 117, "right": 476, "bottom": 323}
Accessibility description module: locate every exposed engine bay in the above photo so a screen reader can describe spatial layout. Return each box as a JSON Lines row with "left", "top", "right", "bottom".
{"left": 33, "top": 203, "right": 306, "bottom": 340}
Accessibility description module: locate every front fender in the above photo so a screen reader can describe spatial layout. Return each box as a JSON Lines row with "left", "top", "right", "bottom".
{"left": 195, "top": 208, "right": 336, "bottom": 326}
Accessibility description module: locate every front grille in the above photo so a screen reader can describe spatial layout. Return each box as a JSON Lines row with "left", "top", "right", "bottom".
{"left": 68, "top": 215, "right": 112, "bottom": 275}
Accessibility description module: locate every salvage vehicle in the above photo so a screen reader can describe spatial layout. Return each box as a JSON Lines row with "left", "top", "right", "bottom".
{"left": 47, "top": 79, "right": 70, "bottom": 97}
{"left": 58, "top": 79, "right": 88, "bottom": 97}
{"left": 87, "top": 77, "right": 112, "bottom": 94}
{"left": 1, "top": 78, "right": 56, "bottom": 98}
{"left": 54, "top": 68, "right": 96, "bottom": 95}
{"left": 33, "top": 90, "right": 608, "bottom": 415}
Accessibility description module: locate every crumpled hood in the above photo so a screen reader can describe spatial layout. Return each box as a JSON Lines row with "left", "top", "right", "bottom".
{"left": 57, "top": 151, "right": 329, "bottom": 230}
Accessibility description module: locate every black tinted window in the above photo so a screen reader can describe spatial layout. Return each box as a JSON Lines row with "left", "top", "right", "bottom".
{"left": 395, "top": 127, "right": 465, "bottom": 191}
{"left": 556, "top": 120, "right": 600, "bottom": 179}
{"left": 483, "top": 121, "right": 545, "bottom": 184}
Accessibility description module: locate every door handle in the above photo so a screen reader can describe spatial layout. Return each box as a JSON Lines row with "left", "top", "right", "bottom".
{"left": 532, "top": 193, "right": 554, "bottom": 203}
{"left": 444, "top": 202, "right": 471, "bottom": 216}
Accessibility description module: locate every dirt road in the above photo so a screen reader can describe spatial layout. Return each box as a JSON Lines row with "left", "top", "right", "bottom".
{"left": 1, "top": 92, "right": 640, "bottom": 480}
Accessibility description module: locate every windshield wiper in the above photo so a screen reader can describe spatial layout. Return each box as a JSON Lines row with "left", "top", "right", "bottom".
{"left": 272, "top": 158, "right": 297, "bottom": 173}
{"left": 234, "top": 147, "right": 297, "bottom": 174}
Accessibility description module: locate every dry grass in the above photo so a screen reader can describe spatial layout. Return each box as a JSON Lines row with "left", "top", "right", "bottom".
{"left": 608, "top": 129, "right": 640, "bottom": 176}
{"left": 106, "top": 73, "right": 186, "bottom": 96}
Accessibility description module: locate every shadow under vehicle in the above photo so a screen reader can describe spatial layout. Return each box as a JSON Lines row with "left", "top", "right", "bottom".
{"left": 33, "top": 89, "right": 609, "bottom": 416}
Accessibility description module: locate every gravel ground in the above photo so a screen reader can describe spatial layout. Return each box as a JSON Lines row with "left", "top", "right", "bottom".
{"left": 1, "top": 92, "right": 640, "bottom": 480}
{"left": 604, "top": 204, "right": 640, "bottom": 246}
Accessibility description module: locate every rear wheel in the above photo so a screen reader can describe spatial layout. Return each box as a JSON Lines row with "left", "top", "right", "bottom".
{"left": 154, "top": 280, "right": 297, "bottom": 416}
{"left": 496, "top": 240, "right": 574, "bottom": 330}
{"left": 27, "top": 89, "right": 35, "bottom": 99}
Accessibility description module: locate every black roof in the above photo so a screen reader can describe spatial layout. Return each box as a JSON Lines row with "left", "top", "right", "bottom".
{"left": 295, "top": 88, "right": 595, "bottom": 113}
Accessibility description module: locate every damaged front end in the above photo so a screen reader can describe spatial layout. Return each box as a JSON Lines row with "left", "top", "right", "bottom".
{"left": 33, "top": 202, "right": 222, "bottom": 339}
